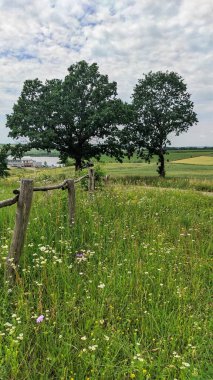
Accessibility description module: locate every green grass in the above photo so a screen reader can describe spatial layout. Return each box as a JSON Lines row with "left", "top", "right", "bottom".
{"left": 102, "top": 162, "right": 213, "bottom": 179}
{"left": 0, "top": 176, "right": 212, "bottom": 379}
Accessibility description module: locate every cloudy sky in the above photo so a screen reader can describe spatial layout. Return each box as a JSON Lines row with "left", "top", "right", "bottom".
{"left": 0, "top": 0, "right": 212, "bottom": 146}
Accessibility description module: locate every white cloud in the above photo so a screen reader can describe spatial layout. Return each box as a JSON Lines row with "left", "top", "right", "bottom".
{"left": 0, "top": 0, "right": 212, "bottom": 145}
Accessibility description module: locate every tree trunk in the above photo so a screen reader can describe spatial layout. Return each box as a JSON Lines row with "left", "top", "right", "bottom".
{"left": 75, "top": 157, "right": 82, "bottom": 171}
{"left": 158, "top": 152, "right": 165, "bottom": 178}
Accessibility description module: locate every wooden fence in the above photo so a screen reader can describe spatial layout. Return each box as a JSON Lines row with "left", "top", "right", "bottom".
{"left": 0, "top": 168, "right": 95, "bottom": 283}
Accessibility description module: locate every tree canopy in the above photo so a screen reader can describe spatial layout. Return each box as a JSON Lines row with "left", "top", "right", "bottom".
{"left": 7, "top": 61, "right": 127, "bottom": 170}
{"left": 7, "top": 65, "right": 198, "bottom": 176}
{"left": 125, "top": 71, "right": 198, "bottom": 177}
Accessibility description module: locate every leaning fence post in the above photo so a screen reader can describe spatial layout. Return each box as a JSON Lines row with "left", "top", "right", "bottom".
{"left": 67, "top": 179, "right": 75, "bottom": 226}
{"left": 6, "top": 179, "right": 34, "bottom": 282}
{"left": 88, "top": 168, "right": 95, "bottom": 191}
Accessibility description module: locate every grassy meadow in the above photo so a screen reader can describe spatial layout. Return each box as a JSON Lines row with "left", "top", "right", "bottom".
{"left": 0, "top": 156, "right": 213, "bottom": 379}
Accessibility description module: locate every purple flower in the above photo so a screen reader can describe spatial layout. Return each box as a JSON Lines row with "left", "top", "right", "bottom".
{"left": 76, "top": 254, "right": 83, "bottom": 258}
{"left": 36, "top": 315, "right": 44, "bottom": 323}
{"left": 76, "top": 251, "right": 84, "bottom": 259}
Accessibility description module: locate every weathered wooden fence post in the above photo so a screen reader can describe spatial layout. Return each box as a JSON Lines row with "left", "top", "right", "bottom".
{"left": 88, "top": 168, "right": 95, "bottom": 191}
{"left": 66, "top": 179, "right": 75, "bottom": 226}
{"left": 6, "top": 179, "right": 34, "bottom": 282}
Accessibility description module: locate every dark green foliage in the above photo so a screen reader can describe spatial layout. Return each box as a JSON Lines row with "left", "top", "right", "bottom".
{"left": 7, "top": 61, "right": 128, "bottom": 170}
{"left": 125, "top": 71, "right": 198, "bottom": 177}
{"left": 0, "top": 145, "right": 10, "bottom": 177}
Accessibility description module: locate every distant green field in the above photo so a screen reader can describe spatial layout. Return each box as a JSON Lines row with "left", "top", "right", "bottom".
{"left": 97, "top": 149, "right": 213, "bottom": 164}
{"left": 103, "top": 162, "right": 213, "bottom": 178}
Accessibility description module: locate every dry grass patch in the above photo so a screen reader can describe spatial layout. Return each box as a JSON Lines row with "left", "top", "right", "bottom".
{"left": 172, "top": 155, "right": 213, "bottom": 165}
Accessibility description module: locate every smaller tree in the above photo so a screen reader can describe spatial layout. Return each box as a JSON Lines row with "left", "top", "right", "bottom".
{"left": 0, "top": 145, "right": 10, "bottom": 178}
{"left": 129, "top": 71, "right": 198, "bottom": 177}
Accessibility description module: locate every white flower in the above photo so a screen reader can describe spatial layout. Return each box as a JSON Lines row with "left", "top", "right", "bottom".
{"left": 104, "top": 335, "right": 109, "bottom": 341}
{"left": 39, "top": 246, "right": 47, "bottom": 252}
{"left": 182, "top": 362, "right": 190, "bottom": 367}
{"left": 81, "top": 336, "right": 87, "bottom": 340}
{"left": 88, "top": 345, "right": 98, "bottom": 351}
{"left": 98, "top": 283, "right": 105, "bottom": 289}
{"left": 4, "top": 322, "right": 12, "bottom": 327}
{"left": 138, "top": 357, "right": 144, "bottom": 362}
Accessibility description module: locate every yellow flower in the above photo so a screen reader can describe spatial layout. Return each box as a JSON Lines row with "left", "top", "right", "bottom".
{"left": 130, "top": 374, "right": 136, "bottom": 379}
{"left": 142, "top": 369, "right": 147, "bottom": 374}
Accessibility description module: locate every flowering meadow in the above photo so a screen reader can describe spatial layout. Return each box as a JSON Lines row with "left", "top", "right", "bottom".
{"left": 0, "top": 178, "right": 212, "bottom": 379}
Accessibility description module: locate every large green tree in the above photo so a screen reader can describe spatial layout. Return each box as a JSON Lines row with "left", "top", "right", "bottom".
{"left": 7, "top": 61, "right": 127, "bottom": 170}
{"left": 127, "top": 71, "right": 198, "bottom": 177}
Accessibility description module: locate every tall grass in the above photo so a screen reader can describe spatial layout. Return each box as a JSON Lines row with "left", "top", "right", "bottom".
{"left": 0, "top": 182, "right": 212, "bottom": 379}
{"left": 110, "top": 176, "right": 213, "bottom": 192}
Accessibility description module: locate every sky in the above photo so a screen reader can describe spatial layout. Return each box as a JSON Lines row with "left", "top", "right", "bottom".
{"left": 0, "top": 0, "right": 212, "bottom": 146}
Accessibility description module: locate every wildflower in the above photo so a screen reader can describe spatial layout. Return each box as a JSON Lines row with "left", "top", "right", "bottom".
{"left": 104, "top": 335, "right": 109, "bottom": 341}
{"left": 182, "top": 362, "right": 190, "bottom": 368}
{"left": 39, "top": 246, "right": 47, "bottom": 252}
{"left": 98, "top": 283, "right": 105, "bottom": 289}
{"left": 17, "top": 333, "right": 24, "bottom": 340}
{"left": 130, "top": 374, "right": 136, "bottom": 379}
{"left": 76, "top": 251, "right": 84, "bottom": 259}
{"left": 88, "top": 345, "right": 98, "bottom": 351}
{"left": 4, "top": 322, "right": 12, "bottom": 327}
{"left": 81, "top": 336, "right": 87, "bottom": 340}
{"left": 36, "top": 315, "right": 44, "bottom": 323}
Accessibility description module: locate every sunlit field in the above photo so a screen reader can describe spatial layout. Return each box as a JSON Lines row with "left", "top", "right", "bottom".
{"left": 0, "top": 163, "right": 212, "bottom": 379}
{"left": 172, "top": 156, "right": 213, "bottom": 166}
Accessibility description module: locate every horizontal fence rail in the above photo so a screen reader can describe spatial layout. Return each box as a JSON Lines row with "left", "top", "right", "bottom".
{"left": 0, "top": 194, "right": 19, "bottom": 208}
{"left": 0, "top": 168, "right": 95, "bottom": 284}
